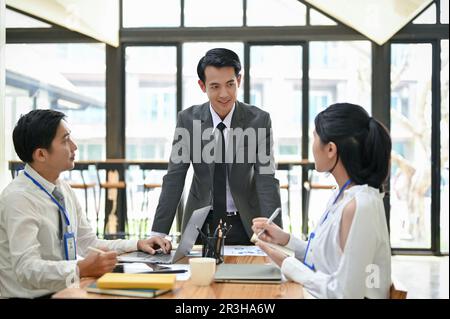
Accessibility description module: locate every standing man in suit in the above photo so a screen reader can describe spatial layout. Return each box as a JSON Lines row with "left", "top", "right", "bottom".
{"left": 152, "top": 48, "right": 282, "bottom": 244}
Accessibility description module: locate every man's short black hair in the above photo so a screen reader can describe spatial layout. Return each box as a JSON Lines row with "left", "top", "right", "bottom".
{"left": 197, "top": 48, "right": 241, "bottom": 83}
{"left": 13, "top": 109, "right": 66, "bottom": 163}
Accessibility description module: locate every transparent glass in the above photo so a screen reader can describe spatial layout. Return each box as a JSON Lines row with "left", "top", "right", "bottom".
{"left": 308, "top": 41, "right": 372, "bottom": 160}
{"left": 246, "top": 0, "right": 306, "bottom": 26}
{"left": 4, "top": 43, "right": 106, "bottom": 161}
{"left": 184, "top": 0, "right": 243, "bottom": 27}
{"left": 249, "top": 45, "right": 302, "bottom": 160}
{"left": 413, "top": 4, "right": 436, "bottom": 24}
{"left": 441, "top": 0, "right": 449, "bottom": 23}
{"left": 249, "top": 45, "right": 303, "bottom": 234}
{"left": 441, "top": 40, "right": 449, "bottom": 254}
{"left": 390, "top": 43, "right": 432, "bottom": 249}
{"left": 306, "top": 171, "right": 336, "bottom": 232}
{"left": 4, "top": 43, "right": 106, "bottom": 232}
{"left": 124, "top": 46, "right": 176, "bottom": 237}
{"left": 122, "top": 0, "right": 181, "bottom": 27}
{"left": 125, "top": 46, "right": 177, "bottom": 161}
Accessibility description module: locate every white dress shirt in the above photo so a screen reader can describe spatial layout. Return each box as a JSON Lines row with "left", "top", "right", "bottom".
{"left": 0, "top": 164, "right": 138, "bottom": 298}
{"left": 280, "top": 184, "right": 392, "bottom": 299}
{"left": 210, "top": 103, "right": 238, "bottom": 213}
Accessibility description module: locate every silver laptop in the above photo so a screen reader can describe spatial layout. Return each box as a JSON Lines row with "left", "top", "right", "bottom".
{"left": 118, "top": 205, "right": 211, "bottom": 264}
{"left": 214, "top": 264, "right": 282, "bottom": 283}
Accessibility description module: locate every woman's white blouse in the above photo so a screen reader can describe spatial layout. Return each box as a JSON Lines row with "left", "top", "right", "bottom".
{"left": 281, "top": 184, "right": 391, "bottom": 299}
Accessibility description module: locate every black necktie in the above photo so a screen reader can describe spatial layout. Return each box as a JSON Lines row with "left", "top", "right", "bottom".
{"left": 213, "top": 122, "right": 227, "bottom": 226}
{"left": 52, "top": 187, "right": 66, "bottom": 239}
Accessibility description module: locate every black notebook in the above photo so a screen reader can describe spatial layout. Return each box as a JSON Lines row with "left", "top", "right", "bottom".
{"left": 214, "top": 264, "right": 282, "bottom": 284}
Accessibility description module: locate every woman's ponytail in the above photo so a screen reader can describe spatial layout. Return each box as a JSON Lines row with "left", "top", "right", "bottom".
{"left": 362, "top": 118, "right": 392, "bottom": 191}
{"left": 315, "top": 103, "right": 392, "bottom": 191}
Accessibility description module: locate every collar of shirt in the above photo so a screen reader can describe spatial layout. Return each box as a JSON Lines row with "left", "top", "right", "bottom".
{"left": 209, "top": 103, "right": 235, "bottom": 130}
{"left": 24, "top": 163, "right": 59, "bottom": 195}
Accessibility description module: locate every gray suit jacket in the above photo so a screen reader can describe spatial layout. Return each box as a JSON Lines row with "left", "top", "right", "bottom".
{"left": 152, "top": 101, "right": 282, "bottom": 238}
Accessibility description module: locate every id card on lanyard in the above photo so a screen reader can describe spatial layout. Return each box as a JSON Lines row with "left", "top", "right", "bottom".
{"left": 24, "top": 171, "right": 77, "bottom": 260}
{"left": 303, "top": 179, "right": 352, "bottom": 271}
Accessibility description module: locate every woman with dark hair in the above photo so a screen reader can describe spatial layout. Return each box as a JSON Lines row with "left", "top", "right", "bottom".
{"left": 252, "top": 103, "right": 392, "bottom": 299}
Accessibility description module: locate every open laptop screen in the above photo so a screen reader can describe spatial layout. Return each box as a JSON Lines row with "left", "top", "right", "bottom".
{"left": 117, "top": 205, "right": 210, "bottom": 263}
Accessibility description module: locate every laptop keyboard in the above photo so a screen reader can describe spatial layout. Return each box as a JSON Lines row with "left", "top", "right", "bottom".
{"left": 126, "top": 251, "right": 173, "bottom": 264}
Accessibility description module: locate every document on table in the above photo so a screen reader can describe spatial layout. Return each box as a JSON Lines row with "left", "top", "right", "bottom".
{"left": 223, "top": 245, "right": 267, "bottom": 256}
{"left": 169, "top": 264, "right": 191, "bottom": 281}
{"left": 114, "top": 263, "right": 191, "bottom": 281}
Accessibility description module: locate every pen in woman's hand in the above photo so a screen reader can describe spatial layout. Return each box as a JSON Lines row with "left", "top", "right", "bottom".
{"left": 256, "top": 207, "right": 281, "bottom": 238}
{"left": 87, "top": 246, "right": 105, "bottom": 254}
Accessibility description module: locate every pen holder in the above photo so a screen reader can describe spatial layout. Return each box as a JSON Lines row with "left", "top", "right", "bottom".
{"left": 202, "top": 236, "right": 225, "bottom": 264}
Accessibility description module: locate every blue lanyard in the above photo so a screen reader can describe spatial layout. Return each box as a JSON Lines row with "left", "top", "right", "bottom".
{"left": 23, "top": 171, "right": 71, "bottom": 227}
{"left": 320, "top": 178, "right": 353, "bottom": 226}
{"left": 303, "top": 178, "right": 352, "bottom": 271}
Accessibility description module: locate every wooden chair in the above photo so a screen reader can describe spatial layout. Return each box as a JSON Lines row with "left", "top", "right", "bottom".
{"left": 280, "top": 183, "right": 290, "bottom": 216}
{"left": 95, "top": 164, "right": 127, "bottom": 238}
{"left": 390, "top": 278, "right": 408, "bottom": 299}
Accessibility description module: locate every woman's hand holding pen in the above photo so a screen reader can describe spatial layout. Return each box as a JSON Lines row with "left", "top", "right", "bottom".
{"left": 251, "top": 217, "right": 290, "bottom": 246}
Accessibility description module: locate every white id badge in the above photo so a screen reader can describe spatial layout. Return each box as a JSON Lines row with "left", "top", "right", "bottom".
{"left": 63, "top": 232, "right": 77, "bottom": 260}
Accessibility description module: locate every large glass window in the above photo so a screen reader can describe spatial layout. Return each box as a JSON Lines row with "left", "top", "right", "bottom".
{"left": 246, "top": 0, "right": 306, "bottom": 26}
{"left": 308, "top": 41, "right": 371, "bottom": 159}
{"left": 4, "top": 43, "right": 106, "bottom": 161}
{"left": 390, "top": 43, "right": 432, "bottom": 249}
{"left": 249, "top": 45, "right": 303, "bottom": 234}
{"left": 307, "top": 41, "right": 371, "bottom": 230}
{"left": 182, "top": 42, "right": 244, "bottom": 109}
{"left": 4, "top": 43, "right": 106, "bottom": 231}
{"left": 124, "top": 46, "right": 177, "bottom": 236}
{"left": 441, "top": 0, "right": 449, "bottom": 23}
{"left": 122, "top": 0, "right": 181, "bottom": 27}
{"left": 441, "top": 39, "right": 449, "bottom": 254}
{"left": 184, "top": 0, "right": 243, "bottom": 27}
{"left": 250, "top": 45, "right": 302, "bottom": 160}
{"left": 125, "top": 46, "right": 177, "bottom": 160}
{"left": 413, "top": 4, "right": 436, "bottom": 24}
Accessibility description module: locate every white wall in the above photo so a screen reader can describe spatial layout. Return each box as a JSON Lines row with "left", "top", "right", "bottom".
{"left": 0, "top": 0, "right": 7, "bottom": 191}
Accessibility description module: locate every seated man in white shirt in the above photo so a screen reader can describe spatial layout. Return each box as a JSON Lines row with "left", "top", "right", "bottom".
{"left": 0, "top": 109, "right": 172, "bottom": 298}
